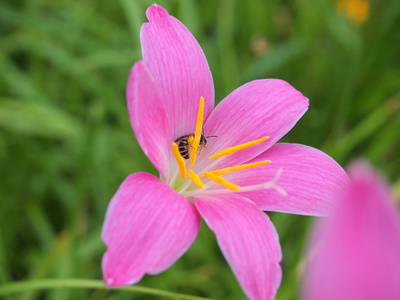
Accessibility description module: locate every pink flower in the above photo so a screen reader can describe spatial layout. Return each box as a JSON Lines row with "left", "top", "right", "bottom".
{"left": 302, "top": 162, "right": 400, "bottom": 300}
{"left": 102, "top": 4, "right": 348, "bottom": 300}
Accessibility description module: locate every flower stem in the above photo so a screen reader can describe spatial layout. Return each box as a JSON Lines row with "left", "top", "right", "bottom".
{"left": 0, "top": 278, "right": 217, "bottom": 300}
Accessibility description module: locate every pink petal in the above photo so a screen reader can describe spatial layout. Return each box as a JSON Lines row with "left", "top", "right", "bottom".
{"left": 127, "top": 61, "right": 172, "bottom": 180}
{"left": 195, "top": 80, "right": 309, "bottom": 172}
{"left": 229, "top": 143, "right": 349, "bottom": 216}
{"left": 302, "top": 162, "right": 400, "bottom": 300}
{"left": 194, "top": 194, "right": 282, "bottom": 300}
{"left": 102, "top": 172, "right": 201, "bottom": 286}
{"left": 141, "top": 4, "right": 214, "bottom": 139}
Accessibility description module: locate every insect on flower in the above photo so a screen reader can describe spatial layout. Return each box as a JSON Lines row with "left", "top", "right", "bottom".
{"left": 174, "top": 130, "right": 217, "bottom": 159}
{"left": 101, "top": 4, "right": 349, "bottom": 300}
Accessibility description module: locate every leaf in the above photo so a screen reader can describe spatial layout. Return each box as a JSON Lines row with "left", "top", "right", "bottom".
{"left": 0, "top": 99, "right": 82, "bottom": 141}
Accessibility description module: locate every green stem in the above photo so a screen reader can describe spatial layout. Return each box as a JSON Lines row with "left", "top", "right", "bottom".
{"left": 0, "top": 278, "right": 217, "bottom": 300}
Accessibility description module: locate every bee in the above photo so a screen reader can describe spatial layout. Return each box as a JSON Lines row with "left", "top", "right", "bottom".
{"left": 174, "top": 133, "right": 216, "bottom": 160}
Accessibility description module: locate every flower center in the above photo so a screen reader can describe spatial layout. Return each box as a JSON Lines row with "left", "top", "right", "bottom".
{"left": 169, "top": 97, "right": 286, "bottom": 197}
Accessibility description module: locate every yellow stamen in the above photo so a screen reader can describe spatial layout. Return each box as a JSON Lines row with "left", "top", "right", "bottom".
{"left": 187, "top": 135, "right": 194, "bottom": 158}
{"left": 188, "top": 169, "right": 205, "bottom": 189}
{"left": 202, "top": 160, "right": 271, "bottom": 177}
{"left": 203, "top": 172, "right": 240, "bottom": 191}
{"left": 209, "top": 136, "right": 269, "bottom": 159}
{"left": 172, "top": 142, "right": 187, "bottom": 179}
{"left": 190, "top": 96, "right": 205, "bottom": 167}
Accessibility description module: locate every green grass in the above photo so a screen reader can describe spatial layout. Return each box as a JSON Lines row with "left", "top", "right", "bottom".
{"left": 0, "top": 0, "right": 399, "bottom": 299}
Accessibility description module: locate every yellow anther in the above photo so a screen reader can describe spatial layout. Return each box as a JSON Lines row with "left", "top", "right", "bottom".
{"left": 188, "top": 169, "right": 205, "bottom": 189}
{"left": 202, "top": 160, "right": 271, "bottom": 177}
{"left": 190, "top": 96, "right": 205, "bottom": 168}
{"left": 172, "top": 142, "right": 187, "bottom": 179}
{"left": 209, "top": 136, "right": 269, "bottom": 160}
{"left": 203, "top": 172, "right": 240, "bottom": 191}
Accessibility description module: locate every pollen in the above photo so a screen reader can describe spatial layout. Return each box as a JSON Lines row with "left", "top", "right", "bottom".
{"left": 202, "top": 160, "right": 271, "bottom": 177}
{"left": 188, "top": 169, "right": 205, "bottom": 189}
{"left": 209, "top": 136, "right": 269, "bottom": 159}
{"left": 187, "top": 135, "right": 194, "bottom": 145}
{"left": 203, "top": 172, "right": 240, "bottom": 191}
{"left": 190, "top": 96, "right": 205, "bottom": 167}
{"left": 172, "top": 142, "right": 187, "bottom": 179}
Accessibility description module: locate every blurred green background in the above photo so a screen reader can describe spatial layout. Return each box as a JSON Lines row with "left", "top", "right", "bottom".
{"left": 1, "top": 0, "right": 399, "bottom": 299}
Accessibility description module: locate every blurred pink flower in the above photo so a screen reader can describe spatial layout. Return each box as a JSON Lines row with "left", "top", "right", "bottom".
{"left": 102, "top": 4, "right": 348, "bottom": 300}
{"left": 302, "top": 162, "right": 400, "bottom": 300}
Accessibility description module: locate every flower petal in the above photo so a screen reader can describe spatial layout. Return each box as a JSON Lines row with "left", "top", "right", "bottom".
{"left": 302, "top": 162, "right": 400, "bottom": 300}
{"left": 228, "top": 143, "right": 349, "bottom": 216}
{"left": 141, "top": 4, "right": 214, "bottom": 139}
{"left": 102, "top": 172, "right": 201, "bottom": 286}
{"left": 127, "top": 61, "right": 172, "bottom": 179}
{"left": 195, "top": 79, "right": 308, "bottom": 172}
{"left": 194, "top": 194, "right": 282, "bottom": 300}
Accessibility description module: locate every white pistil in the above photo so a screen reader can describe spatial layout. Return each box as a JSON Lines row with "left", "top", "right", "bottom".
{"left": 177, "top": 180, "right": 194, "bottom": 195}
{"left": 185, "top": 168, "right": 287, "bottom": 197}
{"left": 180, "top": 181, "right": 218, "bottom": 196}
{"left": 168, "top": 167, "right": 180, "bottom": 186}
